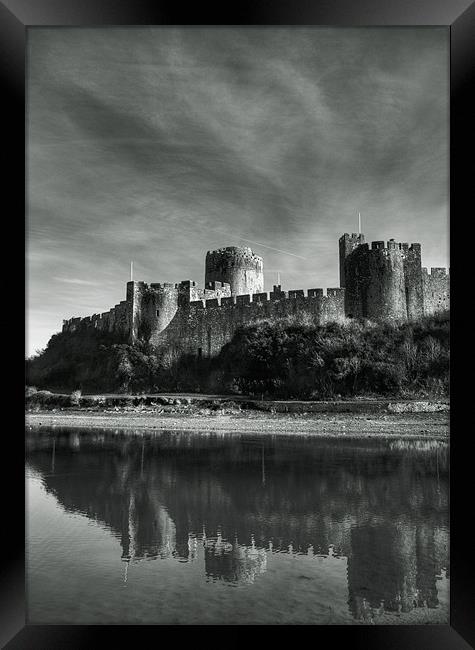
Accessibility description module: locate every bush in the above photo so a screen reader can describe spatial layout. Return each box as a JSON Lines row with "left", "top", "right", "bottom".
{"left": 215, "top": 313, "right": 449, "bottom": 399}
{"left": 25, "top": 313, "right": 449, "bottom": 399}
{"left": 70, "top": 389, "right": 82, "bottom": 406}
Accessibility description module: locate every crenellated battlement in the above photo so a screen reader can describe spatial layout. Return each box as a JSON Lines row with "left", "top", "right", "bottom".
{"left": 206, "top": 245, "right": 260, "bottom": 263}
{"left": 61, "top": 234, "right": 449, "bottom": 355}
{"left": 62, "top": 299, "right": 129, "bottom": 334}
{"left": 344, "top": 236, "right": 447, "bottom": 322}
{"left": 188, "top": 285, "right": 345, "bottom": 312}
{"left": 370, "top": 239, "right": 421, "bottom": 254}
{"left": 205, "top": 245, "right": 264, "bottom": 296}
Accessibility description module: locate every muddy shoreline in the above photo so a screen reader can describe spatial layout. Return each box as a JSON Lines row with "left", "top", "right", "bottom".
{"left": 26, "top": 410, "right": 449, "bottom": 438}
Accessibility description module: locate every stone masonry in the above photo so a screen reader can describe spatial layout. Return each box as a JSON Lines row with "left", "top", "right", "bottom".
{"left": 62, "top": 234, "right": 450, "bottom": 359}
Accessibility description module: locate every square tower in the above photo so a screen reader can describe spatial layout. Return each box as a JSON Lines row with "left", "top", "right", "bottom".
{"left": 339, "top": 233, "right": 365, "bottom": 287}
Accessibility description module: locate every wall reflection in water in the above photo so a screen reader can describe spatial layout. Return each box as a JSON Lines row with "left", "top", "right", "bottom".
{"left": 26, "top": 428, "right": 449, "bottom": 622}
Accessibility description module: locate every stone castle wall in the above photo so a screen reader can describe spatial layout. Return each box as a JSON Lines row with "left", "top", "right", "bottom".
{"left": 339, "top": 233, "right": 365, "bottom": 287}
{"left": 62, "top": 282, "right": 345, "bottom": 359}
{"left": 401, "top": 242, "right": 424, "bottom": 320}
{"left": 344, "top": 241, "right": 408, "bottom": 320}
{"left": 151, "top": 287, "right": 345, "bottom": 358}
{"left": 422, "top": 267, "right": 450, "bottom": 314}
{"left": 341, "top": 237, "right": 445, "bottom": 321}
{"left": 62, "top": 237, "right": 449, "bottom": 360}
{"left": 63, "top": 299, "right": 129, "bottom": 336}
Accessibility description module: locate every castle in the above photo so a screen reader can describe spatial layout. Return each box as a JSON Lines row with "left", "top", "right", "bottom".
{"left": 62, "top": 233, "right": 449, "bottom": 359}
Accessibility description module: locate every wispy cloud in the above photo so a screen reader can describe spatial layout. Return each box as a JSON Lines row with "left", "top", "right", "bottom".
{"left": 53, "top": 277, "right": 100, "bottom": 286}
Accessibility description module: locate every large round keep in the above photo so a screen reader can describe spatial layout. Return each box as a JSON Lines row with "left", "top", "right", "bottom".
{"left": 205, "top": 246, "right": 264, "bottom": 296}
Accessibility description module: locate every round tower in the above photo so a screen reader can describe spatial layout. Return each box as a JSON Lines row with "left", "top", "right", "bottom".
{"left": 205, "top": 246, "right": 264, "bottom": 296}
{"left": 137, "top": 283, "right": 179, "bottom": 344}
{"left": 345, "top": 242, "right": 407, "bottom": 321}
{"left": 365, "top": 245, "right": 407, "bottom": 320}
{"left": 154, "top": 284, "right": 179, "bottom": 334}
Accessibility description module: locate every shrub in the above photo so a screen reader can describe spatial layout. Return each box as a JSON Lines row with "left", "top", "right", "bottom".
{"left": 70, "top": 389, "right": 82, "bottom": 406}
{"left": 26, "top": 313, "right": 449, "bottom": 399}
{"left": 215, "top": 313, "right": 449, "bottom": 399}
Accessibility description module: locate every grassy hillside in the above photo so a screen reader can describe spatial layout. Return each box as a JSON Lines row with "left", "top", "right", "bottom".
{"left": 26, "top": 312, "right": 449, "bottom": 399}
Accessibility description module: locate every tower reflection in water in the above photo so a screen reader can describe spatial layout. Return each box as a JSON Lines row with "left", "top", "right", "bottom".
{"left": 26, "top": 428, "right": 449, "bottom": 622}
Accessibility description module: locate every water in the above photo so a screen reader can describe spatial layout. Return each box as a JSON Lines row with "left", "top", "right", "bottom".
{"left": 26, "top": 427, "right": 449, "bottom": 625}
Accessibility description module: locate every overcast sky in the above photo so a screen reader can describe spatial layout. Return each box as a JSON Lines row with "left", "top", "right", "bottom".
{"left": 27, "top": 27, "right": 449, "bottom": 356}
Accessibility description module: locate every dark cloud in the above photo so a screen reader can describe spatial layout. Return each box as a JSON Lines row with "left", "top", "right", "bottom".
{"left": 27, "top": 27, "right": 448, "bottom": 354}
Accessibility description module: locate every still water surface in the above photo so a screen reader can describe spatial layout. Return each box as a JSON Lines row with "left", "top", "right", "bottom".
{"left": 26, "top": 427, "right": 449, "bottom": 625}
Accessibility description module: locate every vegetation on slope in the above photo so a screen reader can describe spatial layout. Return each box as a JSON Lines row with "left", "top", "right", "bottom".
{"left": 216, "top": 312, "right": 449, "bottom": 399}
{"left": 26, "top": 312, "right": 449, "bottom": 399}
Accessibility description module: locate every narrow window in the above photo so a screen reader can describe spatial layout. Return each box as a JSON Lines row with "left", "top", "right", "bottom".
{"left": 198, "top": 348, "right": 202, "bottom": 358}
{"left": 156, "top": 310, "right": 160, "bottom": 317}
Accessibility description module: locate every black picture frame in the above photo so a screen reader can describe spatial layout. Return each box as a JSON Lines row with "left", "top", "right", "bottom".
{"left": 3, "top": 0, "right": 474, "bottom": 647}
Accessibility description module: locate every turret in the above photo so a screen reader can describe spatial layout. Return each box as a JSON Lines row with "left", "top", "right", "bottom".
{"left": 344, "top": 240, "right": 409, "bottom": 321}
{"left": 126, "top": 281, "right": 146, "bottom": 343}
{"left": 126, "top": 281, "right": 179, "bottom": 344}
{"left": 401, "top": 242, "right": 424, "bottom": 320}
{"left": 148, "top": 283, "right": 179, "bottom": 338}
{"left": 339, "top": 233, "right": 365, "bottom": 287}
{"left": 205, "top": 246, "right": 264, "bottom": 296}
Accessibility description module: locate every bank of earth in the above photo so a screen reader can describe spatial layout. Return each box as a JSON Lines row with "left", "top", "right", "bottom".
{"left": 26, "top": 395, "right": 449, "bottom": 438}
